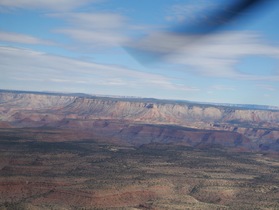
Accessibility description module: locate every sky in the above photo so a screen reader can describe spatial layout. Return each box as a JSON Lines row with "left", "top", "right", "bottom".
{"left": 0, "top": 0, "right": 279, "bottom": 106}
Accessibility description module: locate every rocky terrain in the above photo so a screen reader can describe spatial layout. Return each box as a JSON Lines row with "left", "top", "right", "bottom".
{"left": 0, "top": 128, "right": 278, "bottom": 209}
{"left": 0, "top": 90, "right": 279, "bottom": 209}
{"left": 0, "top": 90, "right": 279, "bottom": 152}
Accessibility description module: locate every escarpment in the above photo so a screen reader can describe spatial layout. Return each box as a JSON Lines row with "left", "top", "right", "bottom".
{"left": 0, "top": 90, "right": 279, "bottom": 151}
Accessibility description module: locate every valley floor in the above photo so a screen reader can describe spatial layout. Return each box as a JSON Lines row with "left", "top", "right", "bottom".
{"left": 0, "top": 128, "right": 278, "bottom": 210}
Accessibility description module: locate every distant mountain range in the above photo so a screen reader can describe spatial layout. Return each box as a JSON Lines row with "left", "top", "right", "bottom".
{"left": 1, "top": 89, "right": 278, "bottom": 111}
{"left": 0, "top": 89, "right": 279, "bottom": 152}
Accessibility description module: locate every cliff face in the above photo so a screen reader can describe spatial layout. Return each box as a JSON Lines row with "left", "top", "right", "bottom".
{"left": 0, "top": 91, "right": 279, "bottom": 151}
{"left": 1, "top": 91, "right": 279, "bottom": 124}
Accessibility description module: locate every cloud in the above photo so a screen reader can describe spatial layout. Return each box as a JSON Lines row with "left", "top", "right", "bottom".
{"left": 211, "top": 85, "right": 236, "bottom": 91}
{"left": 169, "top": 32, "right": 279, "bottom": 79}
{"left": 0, "top": 46, "right": 197, "bottom": 93}
{"left": 50, "top": 12, "right": 158, "bottom": 51}
{"left": 50, "top": 12, "right": 130, "bottom": 49}
{"left": 50, "top": 13, "right": 127, "bottom": 30}
{"left": 256, "top": 84, "right": 277, "bottom": 91}
{"left": 0, "top": 0, "right": 98, "bottom": 11}
{"left": 127, "top": 31, "right": 279, "bottom": 80}
{"left": 147, "top": 79, "right": 199, "bottom": 92}
{"left": 55, "top": 28, "right": 127, "bottom": 48}
{"left": 0, "top": 31, "right": 54, "bottom": 45}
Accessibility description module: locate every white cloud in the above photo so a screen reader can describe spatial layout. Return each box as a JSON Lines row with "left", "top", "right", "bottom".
{"left": 0, "top": 0, "right": 98, "bottom": 11}
{"left": 211, "top": 85, "right": 236, "bottom": 91}
{"left": 127, "top": 31, "right": 279, "bottom": 80}
{"left": 256, "top": 84, "right": 277, "bottom": 91}
{"left": 50, "top": 13, "right": 126, "bottom": 30}
{"left": 169, "top": 32, "right": 279, "bottom": 79}
{"left": 55, "top": 28, "right": 127, "bottom": 48}
{"left": 0, "top": 46, "right": 197, "bottom": 93}
{"left": 0, "top": 31, "right": 54, "bottom": 45}
{"left": 147, "top": 79, "right": 199, "bottom": 92}
{"left": 50, "top": 12, "right": 130, "bottom": 49}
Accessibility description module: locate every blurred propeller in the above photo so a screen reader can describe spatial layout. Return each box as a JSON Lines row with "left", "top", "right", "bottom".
{"left": 125, "top": 0, "right": 274, "bottom": 64}
{"left": 174, "top": 0, "right": 268, "bottom": 34}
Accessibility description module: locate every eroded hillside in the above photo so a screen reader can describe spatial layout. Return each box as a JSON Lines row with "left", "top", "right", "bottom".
{"left": 0, "top": 90, "right": 279, "bottom": 151}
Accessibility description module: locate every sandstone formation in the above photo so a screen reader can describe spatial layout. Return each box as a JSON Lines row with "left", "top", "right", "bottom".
{"left": 0, "top": 90, "right": 279, "bottom": 151}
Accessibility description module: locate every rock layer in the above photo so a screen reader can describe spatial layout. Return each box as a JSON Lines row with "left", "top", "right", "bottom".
{"left": 0, "top": 90, "right": 279, "bottom": 151}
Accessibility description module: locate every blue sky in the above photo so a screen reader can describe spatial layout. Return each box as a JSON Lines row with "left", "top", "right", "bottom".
{"left": 0, "top": 0, "right": 279, "bottom": 106}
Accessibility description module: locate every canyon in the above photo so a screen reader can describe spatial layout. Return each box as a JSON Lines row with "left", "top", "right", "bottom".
{"left": 0, "top": 90, "right": 279, "bottom": 152}
{"left": 0, "top": 90, "right": 279, "bottom": 209}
